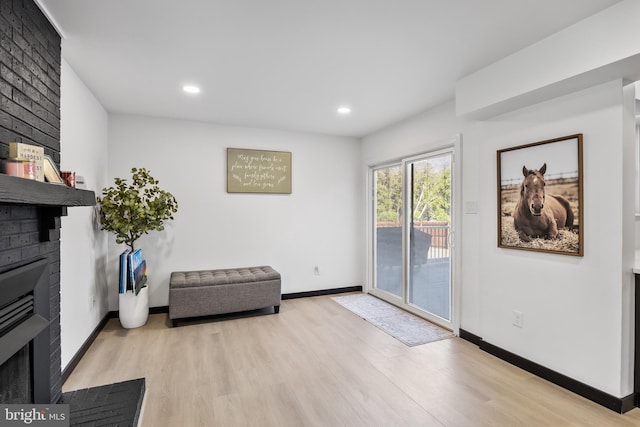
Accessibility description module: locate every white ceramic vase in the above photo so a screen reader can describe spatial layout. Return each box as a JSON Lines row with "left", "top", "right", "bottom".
{"left": 118, "top": 286, "right": 149, "bottom": 329}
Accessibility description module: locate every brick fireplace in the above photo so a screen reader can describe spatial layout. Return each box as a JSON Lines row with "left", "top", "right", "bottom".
{"left": 0, "top": 0, "right": 95, "bottom": 404}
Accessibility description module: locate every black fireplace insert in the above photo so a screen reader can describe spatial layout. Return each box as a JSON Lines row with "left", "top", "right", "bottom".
{"left": 0, "top": 259, "right": 51, "bottom": 404}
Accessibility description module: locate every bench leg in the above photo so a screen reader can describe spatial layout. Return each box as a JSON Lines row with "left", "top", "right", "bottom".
{"left": 171, "top": 319, "right": 178, "bottom": 327}
{"left": 274, "top": 305, "right": 280, "bottom": 314}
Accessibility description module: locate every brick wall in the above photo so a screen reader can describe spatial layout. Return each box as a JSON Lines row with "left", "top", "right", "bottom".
{"left": 0, "top": 0, "right": 63, "bottom": 403}
{"left": 0, "top": 0, "right": 60, "bottom": 162}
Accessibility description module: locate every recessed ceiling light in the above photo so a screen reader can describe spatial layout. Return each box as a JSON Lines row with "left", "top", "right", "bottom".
{"left": 337, "top": 106, "right": 352, "bottom": 115}
{"left": 183, "top": 85, "right": 201, "bottom": 94}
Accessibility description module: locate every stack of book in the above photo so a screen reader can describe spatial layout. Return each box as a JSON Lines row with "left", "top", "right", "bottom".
{"left": 119, "top": 249, "right": 147, "bottom": 295}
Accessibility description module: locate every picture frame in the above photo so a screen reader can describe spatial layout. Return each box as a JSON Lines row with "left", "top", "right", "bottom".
{"left": 227, "top": 148, "right": 292, "bottom": 194}
{"left": 497, "top": 134, "right": 583, "bottom": 256}
{"left": 43, "top": 154, "right": 64, "bottom": 184}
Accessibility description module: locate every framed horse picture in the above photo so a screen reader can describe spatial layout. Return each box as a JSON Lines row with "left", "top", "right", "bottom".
{"left": 497, "top": 134, "right": 583, "bottom": 256}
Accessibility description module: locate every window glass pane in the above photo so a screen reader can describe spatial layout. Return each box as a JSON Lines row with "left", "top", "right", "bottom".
{"left": 374, "top": 165, "right": 403, "bottom": 298}
{"left": 408, "top": 154, "right": 451, "bottom": 320}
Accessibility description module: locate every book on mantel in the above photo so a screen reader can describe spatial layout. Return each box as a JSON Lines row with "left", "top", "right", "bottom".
{"left": 9, "top": 142, "right": 44, "bottom": 182}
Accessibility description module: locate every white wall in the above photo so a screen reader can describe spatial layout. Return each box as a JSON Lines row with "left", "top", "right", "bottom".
{"left": 59, "top": 59, "right": 109, "bottom": 369}
{"left": 475, "top": 80, "right": 633, "bottom": 398}
{"left": 106, "top": 115, "right": 362, "bottom": 309}
{"left": 363, "top": 83, "right": 634, "bottom": 402}
{"left": 362, "top": 1, "right": 640, "bottom": 399}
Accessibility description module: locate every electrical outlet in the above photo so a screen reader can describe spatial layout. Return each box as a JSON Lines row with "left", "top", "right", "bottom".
{"left": 512, "top": 310, "right": 523, "bottom": 328}
{"left": 314, "top": 266, "right": 320, "bottom": 276}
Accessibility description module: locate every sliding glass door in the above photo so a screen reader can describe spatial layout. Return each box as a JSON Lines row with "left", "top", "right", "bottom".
{"left": 373, "top": 164, "right": 403, "bottom": 299}
{"left": 372, "top": 148, "right": 454, "bottom": 326}
{"left": 407, "top": 153, "right": 452, "bottom": 321}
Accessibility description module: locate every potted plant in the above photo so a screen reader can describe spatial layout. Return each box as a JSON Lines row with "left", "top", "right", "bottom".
{"left": 97, "top": 167, "right": 178, "bottom": 328}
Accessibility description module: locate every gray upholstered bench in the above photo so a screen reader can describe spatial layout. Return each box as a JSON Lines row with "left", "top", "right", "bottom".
{"left": 169, "top": 266, "right": 281, "bottom": 327}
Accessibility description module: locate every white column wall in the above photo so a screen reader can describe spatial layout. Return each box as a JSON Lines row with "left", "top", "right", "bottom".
{"left": 59, "top": 59, "right": 109, "bottom": 369}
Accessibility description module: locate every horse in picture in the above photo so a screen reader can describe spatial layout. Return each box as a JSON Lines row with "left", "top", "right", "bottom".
{"left": 513, "top": 163, "right": 574, "bottom": 242}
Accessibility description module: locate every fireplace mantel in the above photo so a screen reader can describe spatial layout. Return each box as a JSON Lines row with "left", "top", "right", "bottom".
{"left": 0, "top": 174, "right": 96, "bottom": 243}
{"left": 0, "top": 174, "right": 95, "bottom": 207}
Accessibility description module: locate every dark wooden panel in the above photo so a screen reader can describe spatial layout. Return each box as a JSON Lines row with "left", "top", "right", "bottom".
{"left": 0, "top": 174, "right": 94, "bottom": 207}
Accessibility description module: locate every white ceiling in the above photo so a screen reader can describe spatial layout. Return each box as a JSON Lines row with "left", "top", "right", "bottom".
{"left": 38, "top": 0, "right": 621, "bottom": 138}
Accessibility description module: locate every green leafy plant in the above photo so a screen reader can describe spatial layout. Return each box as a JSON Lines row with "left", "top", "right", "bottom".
{"left": 97, "top": 168, "right": 178, "bottom": 252}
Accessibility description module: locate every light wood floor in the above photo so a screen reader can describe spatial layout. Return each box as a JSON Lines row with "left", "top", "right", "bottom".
{"left": 64, "top": 294, "right": 640, "bottom": 426}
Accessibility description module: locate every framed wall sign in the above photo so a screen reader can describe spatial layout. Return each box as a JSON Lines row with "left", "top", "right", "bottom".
{"left": 497, "top": 134, "right": 583, "bottom": 256}
{"left": 227, "top": 148, "right": 292, "bottom": 194}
